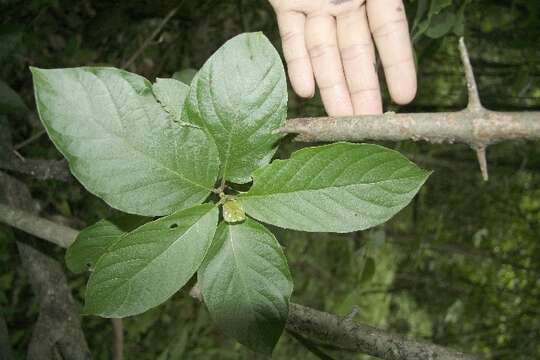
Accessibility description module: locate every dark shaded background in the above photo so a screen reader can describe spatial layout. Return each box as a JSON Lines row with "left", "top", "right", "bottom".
{"left": 1, "top": 0, "right": 539, "bottom": 358}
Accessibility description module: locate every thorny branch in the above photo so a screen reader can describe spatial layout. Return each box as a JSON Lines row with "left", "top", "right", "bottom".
{"left": 0, "top": 203, "right": 480, "bottom": 360}
{"left": 281, "top": 38, "right": 540, "bottom": 181}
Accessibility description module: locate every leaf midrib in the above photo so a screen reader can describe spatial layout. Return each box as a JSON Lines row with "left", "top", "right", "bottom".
{"left": 96, "top": 207, "right": 214, "bottom": 314}
{"left": 243, "top": 173, "right": 425, "bottom": 199}
{"left": 83, "top": 71, "right": 212, "bottom": 192}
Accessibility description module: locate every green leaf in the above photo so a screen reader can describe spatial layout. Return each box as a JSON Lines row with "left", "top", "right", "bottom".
{"left": 152, "top": 78, "right": 189, "bottom": 123}
{"left": 65, "top": 214, "right": 149, "bottom": 274}
{"left": 0, "top": 79, "right": 28, "bottom": 115}
{"left": 429, "top": 0, "right": 452, "bottom": 16}
{"left": 239, "top": 143, "right": 430, "bottom": 233}
{"left": 452, "top": 1, "right": 469, "bottom": 36}
{"left": 173, "top": 68, "right": 198, "bottom": 85}
{"left": 185, "top": 32, "right": 287, "bottom": 184}
{"left": 31, "top": 67, "right": 219, "bottom": 216}
{"left": 426, "top": 11, "right": 456, "bottom": 38}
{"left": 84, "top": 204, "right": 219, "bottom": 318}
{"left": 198, "top": 219, "right": 293, "bottom": 354}
{"left": 412, "top": 0, "right": 429, "bottom": 32}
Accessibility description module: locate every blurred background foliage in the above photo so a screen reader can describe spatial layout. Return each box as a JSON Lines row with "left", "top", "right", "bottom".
{"left": 0, "top": 0, "right": 539, "bottom": 359}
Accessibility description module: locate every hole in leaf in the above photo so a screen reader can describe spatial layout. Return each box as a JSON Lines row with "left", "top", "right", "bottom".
{"left": 169, "top": 223, "right": 178, "bottom": 229}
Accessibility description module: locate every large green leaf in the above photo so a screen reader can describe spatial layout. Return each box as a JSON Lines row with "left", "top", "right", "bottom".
{"left": 31, "top": 67, "right": 219, "bottom": 216}
{"left": 84, "top": 204, "right": 218, "bottom": 318}
{"left": 198, "top": 219, "right": 292, "bottom": 354}
{"left": 185, "top": 32, "right": 287, "bottom": 184}
{"left": 239, "top": 143, "right": 430, "bottom": 233}
{"left": 0, "top": 79, "right": 28, "bottom": 115}
{"left": 172, "top": 68, "right": 197, "bottom": 85}
{"left": 152, "top": 78, "right": 189, "bottom": 123}
{"left": 65, "top": 215, "right": 149, "bottom": 274}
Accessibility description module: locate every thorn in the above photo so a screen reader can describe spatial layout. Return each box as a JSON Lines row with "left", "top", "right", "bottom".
{"left": 475, "top": 147, "right": 489, "bottom": 181}
{"left": 12, "top": 150, "right": 26, "bottom": 162}
{"left": 458, "top": 37, "right": 483, "bottom": 112}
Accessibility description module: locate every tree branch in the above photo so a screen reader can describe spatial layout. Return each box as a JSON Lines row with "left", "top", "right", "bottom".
{"left": 281, "top": 38, "right": 540, "bottom": 181}
{"left": 0, "top": 173, "right": 90, "bottom": 359}
{"left": 123, "top": 6, "right": 179, "bottom": 69}
{"left": 287, "top": 303, "right": 478, "bottom": 360}
{"left": 0, "top": 203, "right": 77, "bottom": 248}
{"left": 0, "top": 156, "right": 70, "bottom": 182}
{"left": 0, "top": 204, "right": 480, "bottom": 360}
{"left": 281, "top": 110, "right": 540, "bottom": 146}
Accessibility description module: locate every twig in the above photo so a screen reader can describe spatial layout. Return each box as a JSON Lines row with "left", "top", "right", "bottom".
{"left": 123, "top": 6, "right": 179, "bottom": 69}
{"left": 13, "top": 129, "right": 47, "bottom": 150}
{"left": 0, "top": 206, "right": 480, "bottom": 360}
{"left": 112, "top": 318, "right": 124, "bottom": 360}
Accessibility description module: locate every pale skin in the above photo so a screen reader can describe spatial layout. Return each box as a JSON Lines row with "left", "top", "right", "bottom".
{"left": 268, "top": 0, "right": 417, "bottom": 116}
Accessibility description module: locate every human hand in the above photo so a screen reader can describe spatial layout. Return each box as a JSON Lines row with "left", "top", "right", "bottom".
{"left": 269, "top": 0, "right": 417, "bottom": 116}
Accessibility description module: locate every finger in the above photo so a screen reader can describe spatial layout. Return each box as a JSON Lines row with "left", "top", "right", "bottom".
{"left": 367, "top": 0, "right": 417, "bottom": 104}
{"left": 276, "top": 11, "right": 315, "bottom": 98}
{"left": 305, "top": 14, "right": 353, "bottom": 117}
{"left": 269, "top": 0, "right": 322, "bottom": 13}
{"left": 337, "top": 6, "right": 382, "bottom": 115}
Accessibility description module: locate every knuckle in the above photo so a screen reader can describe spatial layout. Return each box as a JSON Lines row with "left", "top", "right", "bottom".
{"left": 340, "top": 43, "right": 372, "bottom": 61}
{"left": 350, "top": 87, "right": 380, "bottom": 97}
{"left": 383, "top": 57, "right": 414, "bottom": 69}
{"left": 280, "top": 31, "right": 303, "bottom": 43}
{"left": 371, "top": 18, "right": 407, "bottom": 38}
{"left": 307, "top": 43, "right": 337, "bottom": 59}
{"left": 319, "top": 81, "right": 347, "bottom": 91}
{"left": 286, "top": 55, "right": 310, "bottom": 64}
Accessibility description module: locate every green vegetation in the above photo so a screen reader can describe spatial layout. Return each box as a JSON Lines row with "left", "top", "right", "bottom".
{"left": 0, "top": 0, "right": 539, "bottom": 359}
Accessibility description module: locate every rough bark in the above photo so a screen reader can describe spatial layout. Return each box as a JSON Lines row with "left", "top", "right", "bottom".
{"left": 281, "top": 110, "right": 540, "bottom": 145}
{"left": 287, "top": 303, "right": 478, "bottom": 360}
{"left": 0, "top": 118, "right": 70, "bottom": 182}
{"left": 0, "top": 156, "right": 70, "bottom": 182}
